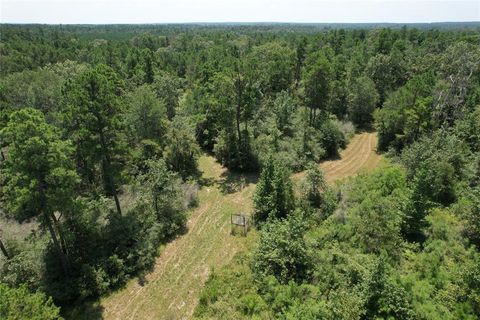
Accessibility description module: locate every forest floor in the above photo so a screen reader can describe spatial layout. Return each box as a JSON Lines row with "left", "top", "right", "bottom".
{"left": 92, "top": 131, "right": 381, "bottom": 320}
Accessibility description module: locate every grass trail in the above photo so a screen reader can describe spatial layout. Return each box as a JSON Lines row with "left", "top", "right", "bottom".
{"left": 101, "top": 157, "right": 257, "bottom": 320}
{"left": 293, "top": 131, "right": 382, "bottom": 183}
{"left": 99, "top": 131, "right": 381, "bottom": 320}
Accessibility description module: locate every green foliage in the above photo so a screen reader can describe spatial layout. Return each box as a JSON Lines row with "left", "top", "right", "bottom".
{"left": 0, "top": 108, "right": 189, "bottom": 305}
{"left": 198, "top": 160, "right": 480, "bottom": 319}
{"left": 300, "top": 164, "right": 327, "bottom": 209}
{"left": 209, "top": 71, "right": 258, "bottom": 171}
{"left": 253, "top": 156, "right": 294, "bottom": 225}
{"left": 333, "top": 165, "right": 410, "bottom": 256}
{"left": 0, "top": 61, "right": 85, "bottom": 120}
{"left": 195, "top": 253, "right": 271, "bottom": 320}
{"left": 252, "top": 212, "right": 312, "bottom": 284}
{"left": 329, "top": 79, "right": 349, "bottom": 118}
{"left": 452, "top": 188, "right": 480, "bottom": 248}
{"left": 163, "top": 118, "right": 200, "bottom": 179}
{"left": 272, "top": 91, "right": 297, "bottom": 137}
{"left": 0, "top": 241, "right": 44, "bottom": 292}
{"left": 351, "top": 192, "right": 407, "bottom": 255}
{"left": 0, "top": 108, "right": 78, "bottom": 220}
{"left": 251, "top": 93, "right": 341, "bottom": 172}
{"left": 1, "top": 108, "right": 78, "bottom": 278}
{"left": 62, "top": 64, "right": 127, "bottom": 205}
{"left": 142, "top": 49, "right": 154, "bottom": 84}
{"left": 319, "top": 118, "right": 346, "bottom": 157}
{"left": 126, "top": 84, "right": 168, "bottom": 144}
{"left": 249, "top": 42, "right": 295, "bottom": 94}
{"left": 347, "top": 76, "right": 379, "bottom": 127}
{"left": 400, "top": 131, "right": 473, "bottom": 239}
{"left": 375, "top": 72, "right": 436, "bottom": 151}
{"left": 394, "top": 209, "right": 480, "bottom": 319}
{"left": 153, "top": 72, "right": 184, "bottom": 120}
{"left": 0, "top": 284, "right": 62, "bottom": 320}
{"left": 412, "top": 159, "right": 456, "bottom": 206}
{"left": 455, "top": 105, "right": 480, "bottom": 153}
{"left": 136, "top": 159, "right": 187, "bottom": 238}
{"left": 131, "top": 139, "right": 163, "bottom": 174}
{"left": 365, "top": 50, "right": 407, "bottom": 105}
{"left": 2, "top": 24, "right": 480, "bottom": 318}
{"left": 299, "top": 164, "right": 338, "bottom": 220}
{"left": 304, "top": 52, "right": 332, "bottom": 120}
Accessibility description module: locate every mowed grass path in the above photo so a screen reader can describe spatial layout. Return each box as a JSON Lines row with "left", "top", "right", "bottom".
{"left": 100, "top": 131, "right": 381, "bottom": 320}
{"left": 293, "top": 131, "right": 382, "bottom": 183}
{"left": 101, "top": 157, "right": 257, "bottom": 320}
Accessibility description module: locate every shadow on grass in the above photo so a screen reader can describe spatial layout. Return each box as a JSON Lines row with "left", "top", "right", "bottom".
{"left": 198, "top": 176, "right": 216, "bottom": 187}
{"left": 63, "top": 299, "right": 104, "bottom": 320}
{"left": 217, "top": 170, "right": 258, "bottom": 194}
{"left": 355, "top": 125, "right": 376, "bottom": 134}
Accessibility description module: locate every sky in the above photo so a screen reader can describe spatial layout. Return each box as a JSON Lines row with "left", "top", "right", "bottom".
{"left": 1, "top": 0, "right": 479, "bottom": 24}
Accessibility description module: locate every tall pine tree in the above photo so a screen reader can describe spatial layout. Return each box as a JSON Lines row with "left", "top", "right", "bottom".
{"left": 62, "top": 64, "right": 126, "bottom": 216}
{"left": 1, "top": 108, "right": 79, "bottom": 277}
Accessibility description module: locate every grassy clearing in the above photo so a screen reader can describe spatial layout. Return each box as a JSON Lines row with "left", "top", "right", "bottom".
{"left": 95, "top": 132, "right": 382, "bottom": 320}
{"left": 100, "top": 156, "right": 258, "bottom": 320}
{"left": 293, "top": 131, "right": 382, "bottom": 183}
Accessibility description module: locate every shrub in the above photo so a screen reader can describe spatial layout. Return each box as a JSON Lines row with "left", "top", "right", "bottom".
{"left": 0, "top": 283, "right": 62, "bottom": 320}
{"left": 252, "top": 212, "right": 312, "bottom": 283}
{"left": 319, "top": 119, "right": 346, "bottom": 158}
{"left": 253, "top": 156, "right": 294, "bottom": 225}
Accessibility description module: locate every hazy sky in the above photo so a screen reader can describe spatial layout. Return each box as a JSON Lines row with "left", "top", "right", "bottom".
{"left": 1, "top": 0, "right": 479, "bottom": 24}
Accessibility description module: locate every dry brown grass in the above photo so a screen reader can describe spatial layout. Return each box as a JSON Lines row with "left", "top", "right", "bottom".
{"left": 99, "top": 132, "right": 382, "bottom": 320}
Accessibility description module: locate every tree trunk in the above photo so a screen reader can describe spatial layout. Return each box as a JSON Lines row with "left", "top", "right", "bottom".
{"left": 0, "top": 237, "right": 10, "bottom": 260}
{"left": 113, "top": 193, "right": 122, "bottom": 216}
{"left": 45, "top": 213, "right": 71, "bottom": 277}
{"left": 51, "top": 213, "right": 69, "bottom": 257}
{"left": 0, "top": 149, "right": 5, "bottom": 162}
{"left": 309, "top": 107, "right": 314, "bottom": 127}
{"left": 235, "top": 75, "right": 243, "bottom": 144}
{"left": 38, "top": 180, "right": 70, "bottom": 277}
{"left": 99, "top": 131, "right": 122, "bottom": 216}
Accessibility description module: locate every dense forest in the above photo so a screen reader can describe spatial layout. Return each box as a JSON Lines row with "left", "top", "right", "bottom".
{"left": 0, "top": 23, "right": 479, "bottom": 319}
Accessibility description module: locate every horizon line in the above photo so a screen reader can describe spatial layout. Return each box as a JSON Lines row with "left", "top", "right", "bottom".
{"left": 2, "top": 20, "right": 480, "bottom": 26}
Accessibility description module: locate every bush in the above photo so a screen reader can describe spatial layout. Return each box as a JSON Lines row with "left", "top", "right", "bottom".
{"left": 0, "top": 246, "right": 43, "bottom": 292}
{"left": 319, "top": 119, "right": 346, "bottom": 158}
{"left": 347, "top": 76, "right": 379, "bottom": 128}
{"left": 0, "top": 283, "right": 62, "bottom": 320}
{"left": 336, "top": 119, "right": 355, "bottom": 142}
{"left": 253, "top": 156, "right": 294, "bottom": 225}
{"left": 301, "top": 164, "right": 326, "bottom": 205}
{"left": 163, "top": 118, "right": 200, "bottom": 179}
{"left": 252, "top": 212, "right": 312, "bottom": 283}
